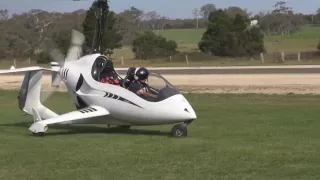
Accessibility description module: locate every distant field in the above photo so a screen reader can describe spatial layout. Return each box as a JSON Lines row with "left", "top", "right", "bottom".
{"left": 157, "top": 26, "right": 320, "bottom": 44}
{"left": 111, "top": 26, "right": 320, "bottom": 64}
{"left": 1, "top": 91, "right": 320, "bottom": 179}
{"left": 1, "top": 26, "right": 319, "bottom": 68}
{"left": 155, "top": 26, "right": 320, "bottom": 53}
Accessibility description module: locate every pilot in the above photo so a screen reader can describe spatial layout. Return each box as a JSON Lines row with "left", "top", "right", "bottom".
{"left": 127, "top": 67, "right": 157, "bottom": 100}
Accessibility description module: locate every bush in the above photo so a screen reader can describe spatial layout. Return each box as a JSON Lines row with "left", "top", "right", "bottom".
{"left": 36, "top": 50, "right": 53, "bottom": 64}
{"left": 198, "top": 9, "right": 265, "bottom": 57}
{"left": 131, "top": 31, "right": 178, "bottom": 60}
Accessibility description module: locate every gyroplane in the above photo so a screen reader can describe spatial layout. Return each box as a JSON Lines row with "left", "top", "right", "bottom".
{"left": 0, "top": 0, "right": 197, "bottom": 137}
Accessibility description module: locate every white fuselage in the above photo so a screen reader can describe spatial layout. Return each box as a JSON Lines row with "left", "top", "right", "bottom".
{"left": 59, "top": 53, "right": 197, "bottom": 126}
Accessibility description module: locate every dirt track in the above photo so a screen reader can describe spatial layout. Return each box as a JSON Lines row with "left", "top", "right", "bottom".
{"left": 1, "top": 74, "right": 320, "bottom": 94}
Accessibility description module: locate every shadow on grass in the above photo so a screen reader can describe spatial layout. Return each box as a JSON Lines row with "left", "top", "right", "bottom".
{"left": 0, "top": 121, "right": 171, "bottom": 137}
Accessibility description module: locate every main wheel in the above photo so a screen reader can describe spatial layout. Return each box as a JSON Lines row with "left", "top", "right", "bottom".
{"left": 171, "top": 124, "right": 187, "bottom": 137}
{"left": 32, "top": 132, "right": 44, "bottom": 137}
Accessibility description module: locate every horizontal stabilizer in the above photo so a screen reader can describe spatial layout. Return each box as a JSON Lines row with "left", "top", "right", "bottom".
{"left": 0, "top": 66, "right": 54, "bottom": 74}
{"left": 29, "top": 105, "right": 110, "bottom": 131}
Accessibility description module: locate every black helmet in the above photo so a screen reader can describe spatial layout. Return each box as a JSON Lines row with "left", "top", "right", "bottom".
{"left": 134, "top": 67, "right": 149, "bottom": 81}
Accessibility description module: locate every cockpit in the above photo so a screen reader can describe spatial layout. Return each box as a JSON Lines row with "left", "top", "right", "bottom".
{"left": 142, "top": 72, "right": 181, "bottom": 101}
{"left": 91, "top": 55, "right": 181, "bottom": 102}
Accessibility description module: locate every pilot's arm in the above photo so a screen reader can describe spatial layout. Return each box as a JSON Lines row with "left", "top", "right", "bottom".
{"left": 137, "top": 89, "right": 157, "bottom": 99}
{"left": 128, "top": 82, "right": 156, "bottom": 99}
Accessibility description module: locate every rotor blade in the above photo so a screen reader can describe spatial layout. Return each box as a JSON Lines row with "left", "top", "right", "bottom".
{"left": 65, "top": 29, "right": 85, "bottom": 61}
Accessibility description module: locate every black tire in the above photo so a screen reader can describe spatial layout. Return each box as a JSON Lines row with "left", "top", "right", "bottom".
{"left": 32, "top": 132, "right": 44, "bottom": 137}
{"left": 171, "top": 124, "right": 187, "bottom": 137}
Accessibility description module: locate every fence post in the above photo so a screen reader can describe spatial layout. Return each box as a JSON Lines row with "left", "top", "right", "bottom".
{"left": 121, "top": 56, "right": 124, "bottom": 65}
{"left": 13, "top": 59, "right": 16, "bottom": 68}
{"left": 28, "top": 57, "right": 31, "bottom": 65}
{"left": 281, "top": 52, "right": 285, "bottom": 62}
{"left": 297, "top": 52, "right": 301, "bottom": 61}
{"left": 185, "top": 54, "right": 189, "bottom": 66}
{"left": 169, "top": 56, "right": 172, "bottom": 62}
{"left": 260, "top": 53, "right": 264, "bottom": 64}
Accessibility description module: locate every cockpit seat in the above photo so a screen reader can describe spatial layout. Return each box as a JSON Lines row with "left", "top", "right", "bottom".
{"left": 122, "top": 67, "right": 136, "bottom": 89}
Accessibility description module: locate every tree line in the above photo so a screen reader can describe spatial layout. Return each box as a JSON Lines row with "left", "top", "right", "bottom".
{"left": 0, "top": 0, "right": 319, "bottom": 62}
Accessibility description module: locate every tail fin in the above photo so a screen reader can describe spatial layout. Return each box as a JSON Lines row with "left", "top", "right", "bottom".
{"left": 17, "top": 70, "right": 58, "bottom": 119}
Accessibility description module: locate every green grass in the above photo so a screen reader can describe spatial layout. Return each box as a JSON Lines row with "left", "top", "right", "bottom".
{"left": 157, "top": 26, "right": 320, "bottom": 44}
{"left": 1, "top": 26, "right": 319, "bottom": 68}
{"left": 154, "top": 26, "right": 320, "bottom": 53}
{"left": 1, "top": 90, "right": 320, "bottom": 179}
{"left": 110, "top": 26, "right": 320, "bottom": 66}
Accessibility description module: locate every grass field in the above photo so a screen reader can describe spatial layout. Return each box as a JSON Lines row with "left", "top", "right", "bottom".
{"left": 110, "top": 26, "right": 320, "bottom": 66}
{"left": 116, "top": 26, "right": 320, "bottom": 56}
{"left": 1, "top": 90, "right": 320, "bottom": 179}
{"left": 1, "top": 26, "right": 319, "bottom": 68}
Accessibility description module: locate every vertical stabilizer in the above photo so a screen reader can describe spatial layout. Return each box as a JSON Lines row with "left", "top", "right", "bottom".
{"left": 18, "top": 70, "right": 58, "bottom": 119}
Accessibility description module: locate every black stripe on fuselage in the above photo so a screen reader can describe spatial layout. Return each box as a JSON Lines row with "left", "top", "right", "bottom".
{"left": 103, "top": 92, "right": 143, "bottom": 109}
{"left": 75, "top": 74, "right": 84, "bottom": 91}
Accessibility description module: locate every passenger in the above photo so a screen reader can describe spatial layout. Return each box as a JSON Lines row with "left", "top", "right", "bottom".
{"left": 128, "top": 67, "right": 157, "bottom": 100}
{"left": 100, "top": 60, "right": 121, "bottom": 86}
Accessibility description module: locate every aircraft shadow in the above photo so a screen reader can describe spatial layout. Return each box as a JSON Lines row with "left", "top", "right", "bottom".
{"left": 0, "top": 121, "right": 171, "bottom": 137}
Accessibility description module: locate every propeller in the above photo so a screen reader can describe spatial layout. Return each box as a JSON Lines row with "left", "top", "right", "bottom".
{"left": 49, "top": 29, "right": 85, "bottom": 68}
{"left": 40, "top": 29, "right": 85, "bottom": 103}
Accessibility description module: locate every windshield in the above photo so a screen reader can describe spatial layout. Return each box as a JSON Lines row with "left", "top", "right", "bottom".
{"left": 144, "top": 72, "right": 181, "bottom": 102}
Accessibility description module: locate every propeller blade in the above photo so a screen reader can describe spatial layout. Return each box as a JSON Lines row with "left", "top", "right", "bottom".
{"left": 65, "top": 29, "right": 85, "bottom": 61}
{"left": 49, "top": 48, "right": 65, "bottom": 67}
{"left": 40, "top": 86, "right": 59, "bottom": 104}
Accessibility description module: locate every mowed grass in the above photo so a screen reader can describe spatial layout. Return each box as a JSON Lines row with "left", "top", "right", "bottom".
{"left": 1, "top": 90, "right": 320, "bottom": 179}
{"left": 109, "top": 26, "right": 320, "bottom": 66}
{"left": 158, "top": 26, "right": 320, "bottom": 43}
{"left": 1, "top": 26, "right": 319, "bottom": 68}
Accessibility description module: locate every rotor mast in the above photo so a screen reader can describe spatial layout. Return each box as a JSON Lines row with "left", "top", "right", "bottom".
{"left": 91, "top": 0, "right": 108, "bottom": 54}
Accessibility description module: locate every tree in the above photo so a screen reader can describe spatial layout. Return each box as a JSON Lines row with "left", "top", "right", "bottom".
{"left": 316, "top": 8, "right": 320, "bottom": 24}
{"left": 0, "top": 9, "right": 9, "bottom": 21}
{"left": 258, "top": 1, "right": 304, "bottom": 35}
{"left": 317, "top": 40, "right": 320, "bottom": 51}
{"left": 199, "top": 4, "right": 216, "bottom": 20}
{"left": 198, "top": 9, "right": 265, "bottom": 57}
{"left": 192, "top": 8, "right": 200, "bottom": 28}
{"left": 225, "top": 6, "right": 250, "bottom": 18}
{"left": 131, "top": 31, "right": 178, "bottom": 60}
{"left": 0, "top": 35, "right": 8, "bottom": 59}
{"left": 198, "top": 9, "right": 235, "bottom": 56}
{"left": 51, "top": 29, "right": 72, "bottom": 55}
{"left": 82, "top": 0, "right": 122, "bottom": 55}
{"left": 117, "top": 6, "right": 146, "bottom": 45}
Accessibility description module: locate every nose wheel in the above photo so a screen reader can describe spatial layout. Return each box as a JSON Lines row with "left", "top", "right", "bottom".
{"left": 171, "top": 124, "right": 187, "bottom": 137}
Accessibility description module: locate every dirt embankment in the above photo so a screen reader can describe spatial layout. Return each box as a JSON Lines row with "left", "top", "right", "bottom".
{"left": 1, "top": 74, "right": 320, "bottom": 94}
